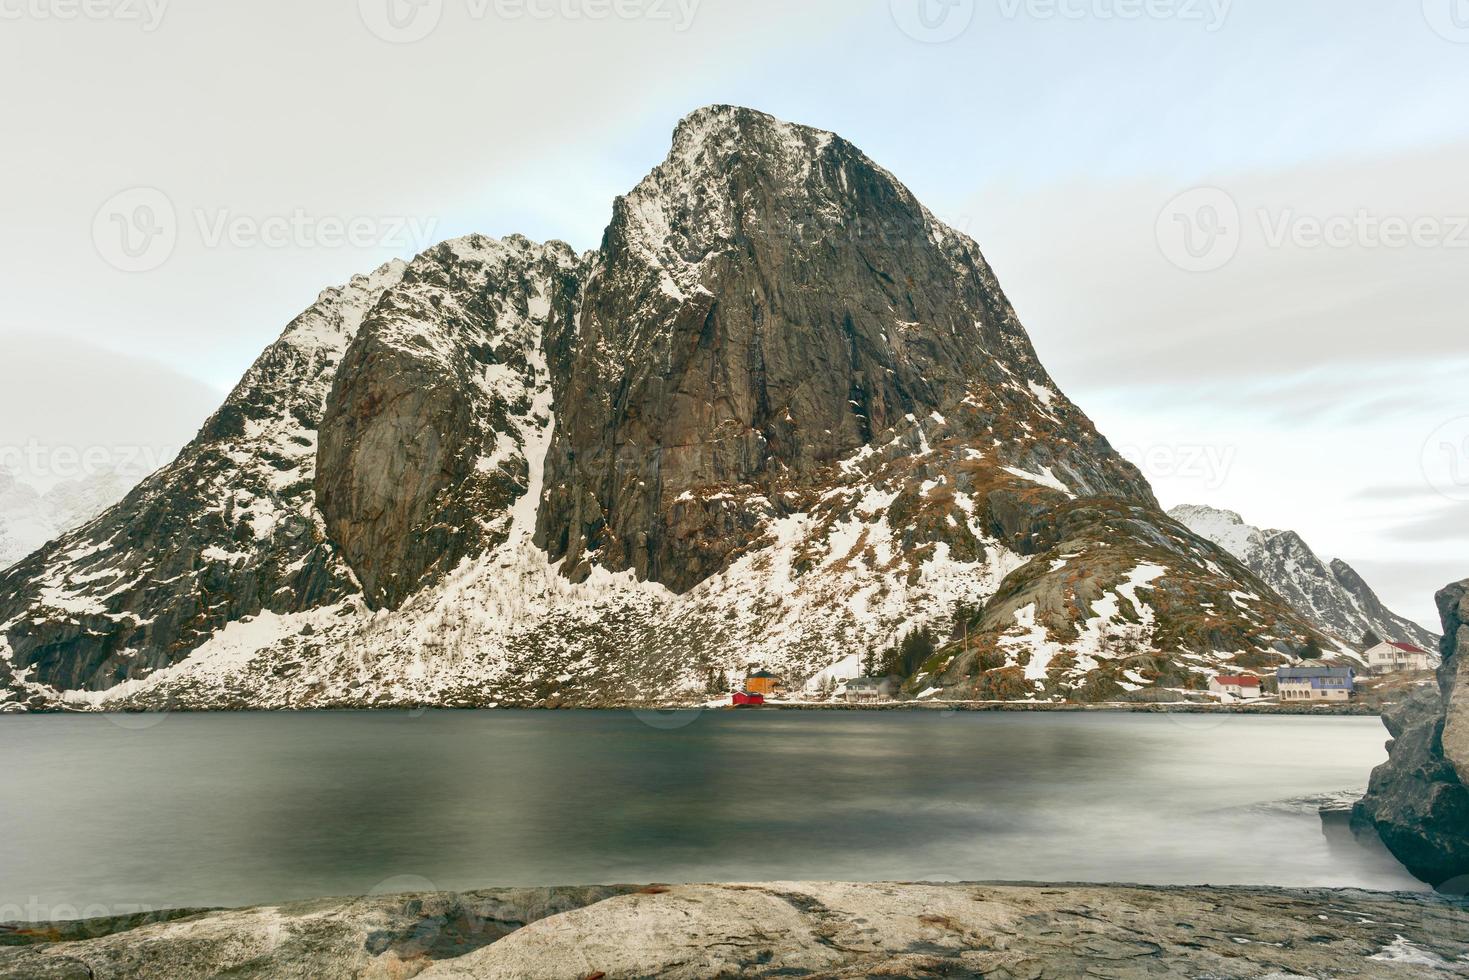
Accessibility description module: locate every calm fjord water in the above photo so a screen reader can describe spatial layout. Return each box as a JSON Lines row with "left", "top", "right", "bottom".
{"left": 0, "top": 710, "right": 1421, "bottom": 917}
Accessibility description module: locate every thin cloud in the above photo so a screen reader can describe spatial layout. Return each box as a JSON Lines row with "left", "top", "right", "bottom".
{"left": 1381, "top": 502, "right": 1469, "bottom": 543}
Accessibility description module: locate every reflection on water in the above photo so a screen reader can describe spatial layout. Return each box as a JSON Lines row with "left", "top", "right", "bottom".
{"left": 0, "top": 710, "right": 1423, "bottom": 917}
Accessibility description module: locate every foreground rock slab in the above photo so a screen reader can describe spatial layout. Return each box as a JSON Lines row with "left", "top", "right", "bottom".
{"left": 5, "top": 882, "right": 1468, "bottom": 979}
{"left": 0, "top": 886, "right": 636, "bottom": 979}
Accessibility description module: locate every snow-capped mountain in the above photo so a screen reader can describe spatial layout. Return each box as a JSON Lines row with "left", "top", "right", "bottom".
{"left": 0, "top": 107, "right": 1335, "bottom": 711}
{"left": 1170, "top": 504, "right": 1438, "bottom": 652}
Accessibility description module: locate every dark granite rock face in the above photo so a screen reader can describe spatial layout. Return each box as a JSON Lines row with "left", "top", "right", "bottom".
{"left": 317, "top": 236, "right": 583, "bottom": 609}
{"left": 1355, "top": 578, "right": 1469, "bottom": 889}
{"left": 535, "top": 105, "right": 1152, "bottom": 593}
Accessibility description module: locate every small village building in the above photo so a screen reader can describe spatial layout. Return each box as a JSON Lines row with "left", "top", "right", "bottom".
{"left": 1277, "top": 666, "right": 1355, "bottom": 703}
{"left": 844, "top": 676, "right": 898, "bottom": 703}
{"left": 744, "top": 670, "right": 780, "bottom": 697}
{"left": 1209, "top": 674, "right": 1262, "bottom": 700}
{"left": 1365, "top": 641, "right": 1434, "bottom": 674}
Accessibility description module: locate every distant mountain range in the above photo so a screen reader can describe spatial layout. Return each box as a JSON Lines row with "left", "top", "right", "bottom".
{"left": 0, "top": 468, "right": 143, "bottom": 572}
{"left": 0, "top": 107, "right": 1342, "bottom": 711}
{"left": 1170, "top": 504, "right": 1438, "bottom": 652}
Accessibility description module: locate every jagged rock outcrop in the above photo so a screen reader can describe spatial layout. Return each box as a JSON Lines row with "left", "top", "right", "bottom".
{"left": 1355, "top": 578, "right": 1469, "bottom": 889}
{"left": 318, "top": 237, "right": 584, "bottom": 609}
{"left": 1172, "top": 504, "right": 1438, "bottom": 651}
{"left": 0, "top": 106, "right": 1340, "bottom": 711}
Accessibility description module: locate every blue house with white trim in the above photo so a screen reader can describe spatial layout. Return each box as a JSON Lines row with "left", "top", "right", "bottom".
{"left": 1277, "top": 666, "right": 1355, "bottom": 703}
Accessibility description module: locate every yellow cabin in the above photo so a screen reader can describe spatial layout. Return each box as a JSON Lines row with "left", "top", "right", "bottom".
{"left": 744, "top": 671, "right": 779, "bottom": 697}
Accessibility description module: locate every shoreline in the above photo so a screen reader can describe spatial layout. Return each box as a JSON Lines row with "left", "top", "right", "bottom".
{"left": 4, "top": 881, "right": 1463, "bottom": 978}
{"left": 5, "top": 699, "right": 1384, "bottom": 717}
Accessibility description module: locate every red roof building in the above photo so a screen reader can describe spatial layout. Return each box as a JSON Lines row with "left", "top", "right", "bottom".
{"left": 1366, "top": 641, "right": 1434, "bottom": 673}
{"left": 1209, "top": 674, "right": 1263, "bottom": 699}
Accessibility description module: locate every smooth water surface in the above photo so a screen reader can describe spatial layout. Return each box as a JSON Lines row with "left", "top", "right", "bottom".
{"left": 0, "top": 709, "right": 1421, "bottom": 918}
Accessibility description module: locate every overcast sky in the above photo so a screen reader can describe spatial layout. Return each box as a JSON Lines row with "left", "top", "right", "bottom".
{"left": 1, "top": 0, "right": 1465, "bottom": 627}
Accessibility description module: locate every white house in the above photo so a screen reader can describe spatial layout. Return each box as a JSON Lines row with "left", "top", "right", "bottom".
{"left": 1365, "top": 641, "right": 1434, "bottom": 674}
{"left": 844, "top": 676, "right": 898, "bottom": 703}
{"left": 1208, "top": 674, "right": 1263, "bottom": 700}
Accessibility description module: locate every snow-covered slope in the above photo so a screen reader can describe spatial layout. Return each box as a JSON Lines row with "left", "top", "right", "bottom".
{"left": 0, "top": 107, "right": 1340, "bottom": 711}
{"left": 1170, "top": 504, "right": 1438, "bottom": 651}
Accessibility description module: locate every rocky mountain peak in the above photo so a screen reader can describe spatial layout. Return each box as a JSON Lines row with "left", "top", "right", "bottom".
{"left": 1171, "top": 504, "right": 1438, "bottom": 651}
{"left": 1166, "top": 504, "right": 1260, "bottom": 558}
{"left": 1, "top": 107, "right": 1346, "bottom": 712}
{"left": 541, "top": 107, "right": 1154, "bottom": 591}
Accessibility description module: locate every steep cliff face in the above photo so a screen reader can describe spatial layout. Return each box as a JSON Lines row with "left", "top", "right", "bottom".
{"left": 0, "top": 262, "right": 404, "bottom": 699}
{"left": 318, "top": 236, "right": 584, "bottom": 609}
{"left": 537, "top": 106, "right": 1153, "bottom": 593}
{"left": 1355, "top": 579, "right": 1469, "bottom": 889}
{"left": 1171, "top": 504, "right": 1438, "bottom": 651}
{"left": 0, "top": 106, "right": 1338, "bottom": 712}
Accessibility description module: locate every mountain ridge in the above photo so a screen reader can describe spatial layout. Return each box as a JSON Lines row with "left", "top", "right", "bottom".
{"left": 1170, "top": 503, "right": 1438, "bottom": 652}
{"left": 0, "top": 106, "right": 1341, "bottom": 711}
